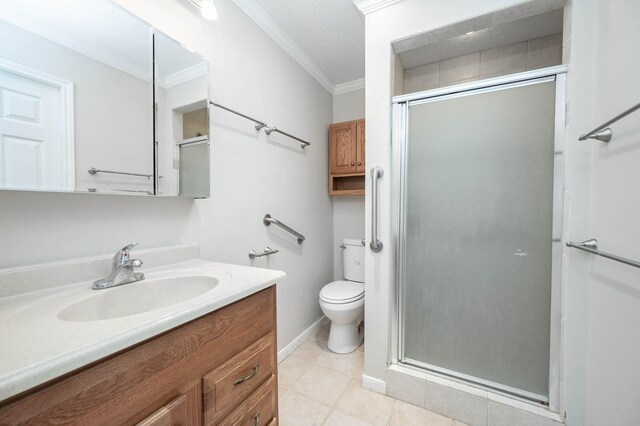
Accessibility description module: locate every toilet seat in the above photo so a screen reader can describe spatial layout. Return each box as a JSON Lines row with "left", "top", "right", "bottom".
{"left": 320, "top": 280, "right": 364, "bottom": 304}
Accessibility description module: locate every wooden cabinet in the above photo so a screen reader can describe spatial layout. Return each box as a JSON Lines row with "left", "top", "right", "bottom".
{"left": 329, "top": 119, "right": 365, "bottom": 195}
{"left": 0, "top": 287, "right": 279, "bottom": 426}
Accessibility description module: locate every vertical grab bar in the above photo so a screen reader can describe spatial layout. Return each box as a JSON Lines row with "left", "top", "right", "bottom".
{"left": 370, "top": 166, "right": 384, "bottom": 252}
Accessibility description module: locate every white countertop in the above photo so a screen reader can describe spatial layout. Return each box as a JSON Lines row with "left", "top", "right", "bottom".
{"left": 0, "top": 259, "right": 285, "bottom": 402}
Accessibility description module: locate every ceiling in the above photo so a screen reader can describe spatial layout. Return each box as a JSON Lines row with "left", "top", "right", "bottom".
{"left": 237, "top": 0, "right": 365, "bottom": 92}
{"left": 237, "top": 0, "right": 565, "bottom": 94}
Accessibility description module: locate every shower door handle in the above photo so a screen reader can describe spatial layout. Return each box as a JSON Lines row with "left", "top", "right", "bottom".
{"left": 370, "top": 166, "right": 384, "bottom": 253}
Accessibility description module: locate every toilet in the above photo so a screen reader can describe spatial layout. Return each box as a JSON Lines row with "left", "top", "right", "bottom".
{"left": 319, "top": 238, "right": 365, "bottom": 354}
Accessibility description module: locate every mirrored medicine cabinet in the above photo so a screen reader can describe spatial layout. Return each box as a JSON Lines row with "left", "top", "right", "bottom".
{"left": 0, "top": 0, "right": 210, "bottom": 198}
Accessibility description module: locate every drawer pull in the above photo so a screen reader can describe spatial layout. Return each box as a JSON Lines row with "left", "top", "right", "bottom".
{"left": 253, "top": 412, "right": 261, "bottom": 426}
{"left": 234, "top": 365, "right": 259, "bottom": 385}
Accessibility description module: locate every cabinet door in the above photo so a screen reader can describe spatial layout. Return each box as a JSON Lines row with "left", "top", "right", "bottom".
{"left": 330, "top": 121, "right": 357, "bottom": 174}
{"left": 356, "top": 120, "right": 366, "bottom": 173}
{"left": 136, "top": 394, "right": 189, "bottom": 426}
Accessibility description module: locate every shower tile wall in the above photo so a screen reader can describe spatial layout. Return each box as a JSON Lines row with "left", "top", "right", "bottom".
{"left": 403, "top": 34, "right": 562, "bottom": 94}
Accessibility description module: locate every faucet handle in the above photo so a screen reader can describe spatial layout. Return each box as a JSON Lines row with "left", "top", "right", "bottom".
{"left": 112, "top": 242, "right": 138, "bottom": 269}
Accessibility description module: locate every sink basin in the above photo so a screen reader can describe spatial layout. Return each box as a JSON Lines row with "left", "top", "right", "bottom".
{"left": 58, "top": 276, "right": 218, "bottom": 322}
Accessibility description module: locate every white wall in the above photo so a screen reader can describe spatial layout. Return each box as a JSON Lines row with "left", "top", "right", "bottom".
{"left": 0, "top": 190, "right": 193, "bottom": 267}
{"left": 333, "top": 89, "right": 365, "bottom": 123}
{"left": 115, "top": 0, "right": 334, "bottom": 352}
{"left": 0, "top": 0, "right": 334, "bottom": 356}
{"left": 332, "top": 89, "right": 366, "bottom": 279}
{"left": 583, "top": 0, "right": 640, "bottom": 424}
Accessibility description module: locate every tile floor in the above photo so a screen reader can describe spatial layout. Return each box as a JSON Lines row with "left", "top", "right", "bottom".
{"left": 278, "top": 320, "right": 465, "bottom": 425}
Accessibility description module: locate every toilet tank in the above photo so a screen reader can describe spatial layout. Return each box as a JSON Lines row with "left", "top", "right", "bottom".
{"left": 342, "top": 238, "right": 365, "bottom": 283}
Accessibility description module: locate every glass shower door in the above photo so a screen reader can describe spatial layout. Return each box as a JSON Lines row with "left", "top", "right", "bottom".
{"left": 398, "top": 76, "right": 560, "bottom": 401}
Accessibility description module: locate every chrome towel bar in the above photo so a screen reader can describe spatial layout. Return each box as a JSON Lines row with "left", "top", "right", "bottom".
{"left": 88, "top": 167, "right": 152, "bottom": 179}
{"left": 210, "top": 101, "right": 311, "bottom": 148}
{"left": 248, "top": 247, "right": 279, "bottom": 259}
{"left": 263, "top": 214, "right": 305, "bottom": 244}
{"left": 566, "top": 239, "right": 640, "bottom": 269}
{"left": 370, "top": 166, "right": 383, "bottom": 252}
{"left": 579, "top": 101, "right": 640, "bottom": 142}
{"left": 264, "top": 126, "right": 311, "bottom": 148}
{"left": 209, "top": 101, "right": 267, "bottom": 131}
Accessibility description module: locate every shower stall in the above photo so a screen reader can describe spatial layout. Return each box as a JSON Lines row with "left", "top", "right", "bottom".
{"left": 391, "top": 67, "right": 566, "bottom": 406}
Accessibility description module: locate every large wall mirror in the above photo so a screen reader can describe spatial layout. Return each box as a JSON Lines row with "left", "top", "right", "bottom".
{"left": 0, "top": 0, "right": 210, "bottom": 197}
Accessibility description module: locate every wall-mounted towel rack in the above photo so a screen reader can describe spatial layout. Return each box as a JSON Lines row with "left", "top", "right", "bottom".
{"left": 209, "top": 101, "right": 267, "bottom": 131}
{"left": 579, "top": 102, "right": 640, "bottom": 142}
{"left": 210, "top": 101, "right": 311, "bottom": 149}
{"left": 88, "top": 167, "right": 152, "bottom": 179}
{"left": 248, "top": 247, "right": 279, "bottom": 259}
{"left": 566, "top": 239, "right": 640, "bottom": 269}
{"left": 263, "top": 214, "right": 305, "bottom": 244}
{"left": 264, "top": 127, "right": 311, "bottom": 148}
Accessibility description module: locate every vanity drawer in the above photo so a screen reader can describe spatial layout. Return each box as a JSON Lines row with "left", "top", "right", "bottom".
{"left": 218, "top": 376, "right": 277, "bottom": 426}
{"left": 203, "top": 333, "right": 275, "bottom": 424}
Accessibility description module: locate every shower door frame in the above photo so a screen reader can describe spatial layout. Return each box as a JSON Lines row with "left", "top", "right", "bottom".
{"left": 390, "top": 66, "right": 567, "bottom": 411}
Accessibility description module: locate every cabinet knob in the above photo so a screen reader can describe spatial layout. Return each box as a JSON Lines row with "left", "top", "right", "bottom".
{"left": 357, "top": 162, "right": 362, "bottom": 166}
{"left": 351, "top": 162, "right": 355, "bottom": 166}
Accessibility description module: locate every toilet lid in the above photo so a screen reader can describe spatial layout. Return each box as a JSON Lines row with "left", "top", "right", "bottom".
{"left": 320, "top": 281, "right": 364, "bottom": 304}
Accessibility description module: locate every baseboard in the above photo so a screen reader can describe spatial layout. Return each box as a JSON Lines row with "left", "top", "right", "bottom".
{"left": 361, "top": 373, "right": 387, "bottom": 395}
{"left": 277, "top": 316, "right": 326, "bottom": 363}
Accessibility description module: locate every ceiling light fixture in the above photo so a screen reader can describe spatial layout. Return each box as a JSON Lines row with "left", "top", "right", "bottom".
{"left": 465, "top": 31, "right": 475, "bottom": 35}
{"left": 191, "top": 0, "right": 218, "bottom": 21}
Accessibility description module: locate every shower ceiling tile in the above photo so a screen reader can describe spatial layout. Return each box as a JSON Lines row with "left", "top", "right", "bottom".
{"left": 398, "top": 9, "right": 563, "bottom": 70}
{"left": 429, "top": 14, "right": 493, "bottom": 44}
{"left": 492, "top": 0, "right": 566, "bottom": 27}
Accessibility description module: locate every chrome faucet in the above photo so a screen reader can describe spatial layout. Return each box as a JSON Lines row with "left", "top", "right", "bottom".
{"left": 92, "top": 243, "right": 145, "bottom": 290}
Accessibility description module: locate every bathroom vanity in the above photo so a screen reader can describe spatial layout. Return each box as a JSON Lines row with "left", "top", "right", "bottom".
{"left": 0, "top": 245, "right": 284, "bottom": 425}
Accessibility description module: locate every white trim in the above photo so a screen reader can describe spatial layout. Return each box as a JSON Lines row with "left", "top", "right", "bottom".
{"left": 229, "top": 0, "right": 335, "bottom": 94}
{"left": 333, "top": 78, "right": 365, "bottom": 95}
{"left": 0, "top": 57, "right": 75, "bottom": 191}
{"left": 548, "top": 71, "right": 567, "bottom": 414}
{"left": 353, "top": 0, "right": 404, "bottom": 15}
{"left": 159, "top": 62, "right": 209, "bottom": 89}
{"left": 361, "top": 374, "right": 387, "bottom": 394}
{"left": 393, "top": 65, "right": 569, "bottom": 104}
{"left": 277, "top": 316, "right": 326, "bottom": 363}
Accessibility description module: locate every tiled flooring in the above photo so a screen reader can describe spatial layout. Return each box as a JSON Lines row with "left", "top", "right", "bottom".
{"left": 278, "top": 320, "right": 463, "bottom": 426}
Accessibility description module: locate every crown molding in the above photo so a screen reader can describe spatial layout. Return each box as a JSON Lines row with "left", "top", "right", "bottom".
{"left": 353, "top": 0, "right": 404, "bottom": 15}
{"left": 333, "top": 78, "right": 365, "bottom": 95}
{"left": 230, "top": 0, "right": 335, "bottom": 94}
{"left": 159, "top": 62, "right": 209, "bottom": 89}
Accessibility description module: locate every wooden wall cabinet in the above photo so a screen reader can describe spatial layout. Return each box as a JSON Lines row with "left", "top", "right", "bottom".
{"left": 329, "top": 119, "right": 365, "bottom": 195}
{"left": 0, "top": 287, "right": 278, "bottom": 426}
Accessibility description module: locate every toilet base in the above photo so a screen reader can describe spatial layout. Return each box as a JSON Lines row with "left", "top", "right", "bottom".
{"left": 327, "top": 319, "right": 363, "bottom": 354}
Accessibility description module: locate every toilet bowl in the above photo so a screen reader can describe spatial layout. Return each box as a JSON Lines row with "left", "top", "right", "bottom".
{"left": 319, "top": 238, "right": 365, "bottom": 354}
